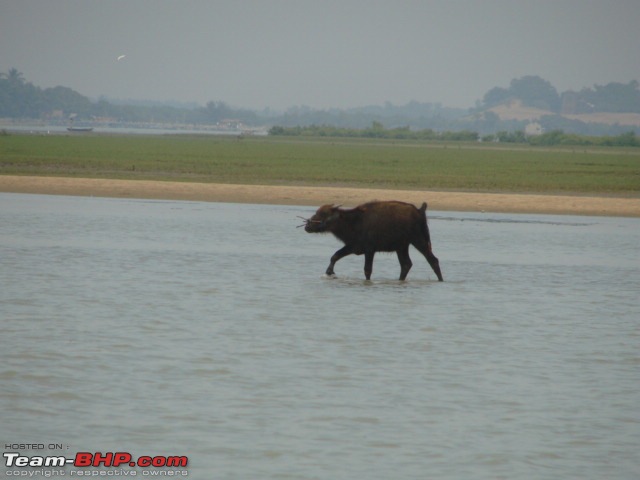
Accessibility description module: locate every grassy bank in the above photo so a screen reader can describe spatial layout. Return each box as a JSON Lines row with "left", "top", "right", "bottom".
{"left": 1, "top": 134, "right": 639, "bottom": 195}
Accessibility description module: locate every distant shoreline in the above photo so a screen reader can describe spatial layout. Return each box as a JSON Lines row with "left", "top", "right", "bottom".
{"left": 2, "top": 175, "right": 639, "bottom": 217}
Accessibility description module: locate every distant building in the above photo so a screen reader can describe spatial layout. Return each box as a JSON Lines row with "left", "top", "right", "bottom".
{"left": 218, "top": 119, "right": 243, "bottom": 130}
{"left": 524, "top": 122, "right": 544, "bottom": 136}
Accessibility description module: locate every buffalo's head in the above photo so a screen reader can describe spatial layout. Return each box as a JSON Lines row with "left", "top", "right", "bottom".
{"left": 301, "top": 204, "right": 341, "bottom": 233}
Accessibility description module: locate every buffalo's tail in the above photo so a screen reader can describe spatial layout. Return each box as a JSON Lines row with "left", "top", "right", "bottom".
{"left": 418, "top": 202, "right": 432, "bottom": 247}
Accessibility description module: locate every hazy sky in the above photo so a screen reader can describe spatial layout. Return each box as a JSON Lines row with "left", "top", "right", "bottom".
{"left": 1, "top": 0, "right": 639, "bottom": 110}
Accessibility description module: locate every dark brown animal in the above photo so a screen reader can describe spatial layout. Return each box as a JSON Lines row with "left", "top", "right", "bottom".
{"left": 302, "top": 200, "right": 443, "bottom": 281}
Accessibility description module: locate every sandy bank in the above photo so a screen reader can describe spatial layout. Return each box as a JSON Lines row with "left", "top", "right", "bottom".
{"left": 1, "top": 175, "right": 639, "bottom": 217}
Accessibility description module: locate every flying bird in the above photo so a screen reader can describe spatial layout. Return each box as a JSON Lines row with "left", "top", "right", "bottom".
{"left": 117, "top": 55, "right": 126, "bottom": 61}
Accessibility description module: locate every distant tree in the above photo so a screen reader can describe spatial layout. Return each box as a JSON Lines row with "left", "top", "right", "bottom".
{"left": 578, "top": 81, "right": 640, "bottom": 113}
{"left": 480, "top": 111, "right": 500, "bottom": 131}
{"left": 0, "top": 68, "right": 44, "bottom": 117}
{"left": 42, "top": 86, "right": 92, "bottom": 115}
{"left": 5, "top": 68, "right": 25, "bottom": 85}
{"left": 495, "top": 130, "right": 526, "bottom": 143}
{"left": 602, "top": 131, "right": 639, "bottom": 147}
{"left": 201, "top": 101, "right": 232, "bottom": 123}
{"left": 509, "top": 75, "right": 560, "bottom": 111}
{"left": 482, "top": 87, "right": 510, "bottom": 107}
{"left": 481, "top": 76, "right": 560, "bottom": 111}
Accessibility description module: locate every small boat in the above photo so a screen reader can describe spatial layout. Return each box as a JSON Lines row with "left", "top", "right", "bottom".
{"left": 67, "top": 127, "right": 94, "bottom": 132}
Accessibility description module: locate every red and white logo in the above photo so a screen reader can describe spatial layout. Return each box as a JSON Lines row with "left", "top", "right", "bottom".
{"left": 4, "top": 451, "right": 189, "bottom": 475}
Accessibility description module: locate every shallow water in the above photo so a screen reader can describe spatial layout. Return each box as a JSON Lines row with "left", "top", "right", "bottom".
{"left": 1, "top": 193, "right": 639, "bottom": 479}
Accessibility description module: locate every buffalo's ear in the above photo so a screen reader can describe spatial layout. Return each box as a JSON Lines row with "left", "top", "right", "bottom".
{"left": 327, "top": 205, "right": 341, "bottom": 222}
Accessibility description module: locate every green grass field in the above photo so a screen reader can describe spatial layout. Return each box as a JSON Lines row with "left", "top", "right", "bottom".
{"left": 1, "top": 134, "right": 639, "bottom": 195}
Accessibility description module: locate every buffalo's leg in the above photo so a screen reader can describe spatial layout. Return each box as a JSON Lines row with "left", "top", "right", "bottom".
{"left": 412, "top": 239, "right": 443, "bottom": 281}
{"left": 326, "top": 245, "right": 354, "bottom": 276}
{"left": 396, "top": 246, "right": 413, "bottom": 281}
{"left": 425, "top": 249, "right": 443, "bottom": 281}
{"left": 364, "top": 251, "right": 375, "bottom": 280}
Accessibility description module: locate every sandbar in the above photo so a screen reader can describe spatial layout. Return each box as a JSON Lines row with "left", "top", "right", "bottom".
{"left": 1, "top": 175, "right": 639, "bottom": 217}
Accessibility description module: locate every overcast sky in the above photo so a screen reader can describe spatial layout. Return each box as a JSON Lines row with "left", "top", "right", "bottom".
{"left": 1, "top": 0, "right": 639, "bottom": 110}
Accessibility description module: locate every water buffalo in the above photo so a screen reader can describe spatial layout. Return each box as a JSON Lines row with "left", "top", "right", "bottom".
{"left": 301, "top": 200, "right": 443, "bottom": 281}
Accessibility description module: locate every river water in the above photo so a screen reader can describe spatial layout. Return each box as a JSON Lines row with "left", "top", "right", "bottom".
{"left": 1, "top": 193, "right": 639, "bottom": 479}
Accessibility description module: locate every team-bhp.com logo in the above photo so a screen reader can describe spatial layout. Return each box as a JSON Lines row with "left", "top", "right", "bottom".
{"left": 4, "top": 452, "right": 188, "bottom": 476}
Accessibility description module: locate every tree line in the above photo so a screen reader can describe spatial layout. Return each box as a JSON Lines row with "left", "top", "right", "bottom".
{"left": 1, "top": 69, "right": 639, "bottom": 138}
{"left": 269, "top": 123, "right": 479, "bottom": 142}
{"left": 0, "top": 69, "right": 258, "bottom": 125}
{"left": 269, "top": 123, "right": 639, "bottom": 147}
{"left": 481, "top": 75, "right": 640, "bottom": 114}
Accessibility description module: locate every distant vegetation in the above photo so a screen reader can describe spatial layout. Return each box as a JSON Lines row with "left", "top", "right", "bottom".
{"left": 270, "top": 123, "right": 639, "bottom": 148}
{"left": 481, "top": 75, "right": 640, "bottom": 114}
{"left": 1, "top": 69, "right": 639, "bottom": 136}
{"left": 268, "top": 122, "right": 479, "bottom": 142}
{"left": 1, "top": 135, "right": 638, "bottom": 195}
{"left": 0, "top": 68, "right": 259, "bottom": 126}
{"left": 490, "top": 129, "right": 639, "bottom": 147}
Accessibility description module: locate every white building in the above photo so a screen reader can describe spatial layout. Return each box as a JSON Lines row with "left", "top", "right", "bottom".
{"left": 524, "top": 122, "right": 544, "bottom": 136}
